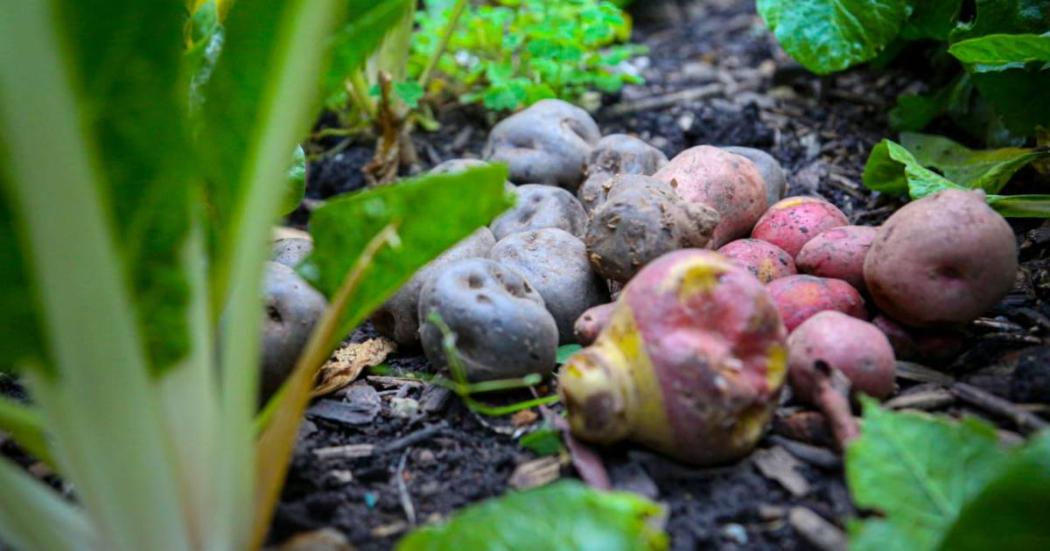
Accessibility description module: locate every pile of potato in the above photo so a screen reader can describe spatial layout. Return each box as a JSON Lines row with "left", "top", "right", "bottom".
{"left": 263, "top": 99, "right": 1020, "bottom": 465}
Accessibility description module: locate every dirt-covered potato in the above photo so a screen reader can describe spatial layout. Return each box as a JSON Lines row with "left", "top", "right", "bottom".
{"left": 271, "top": 237, "right": 313, "bottom": 268}
{"left": 863, "top": 189, "right": 1018, "bottom": 327}
{"left": 719, "top": 146, "right": 787, "bottom": 207}
{"left": 653, "top": 145, "right": 767, "bottom": 247}
{"left": 578, "top": 134, "right": 669, "bottom": 212}
{"left": 574, "top": 302, "right": 615, "bottom": 346}
{"left": 489, "top": 229, "right": 608, "bottom": 344}
{"left": 483, "top": 99, "right": 601, "bottom": 190}
{"left": 372, "top": 228, "right": 496, "bottom": 346}
{"left": 795, "top": 225, "right": 877, "bottom": 291}
{"left": 558, "top": 249, "right": 787, "bottom": 465}
{"left": 788, "top": 311, "right": 896, "bottom": 448}
{"left": 418, "top": 258, "right": 558, "bottom": 381}
{"left": 261, "top": 262, "right": 327, "bottom": 400}
{"left": 752, "top": 196, "right": 850, "bottom": 257}
{"left": 717, "top": 238, "right": 797, "bottom": 283}
{"left": 490, "top": 184, "right": 587, "bottom": 240}
{"left": 767, "top": 274, "right": 867, "bottom": 331}
{"left": 585, "top": 175, "right": 720, "bottom": 282}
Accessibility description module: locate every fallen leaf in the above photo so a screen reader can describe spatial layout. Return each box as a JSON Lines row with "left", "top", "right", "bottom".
{"left": 313, "top": 337, "right": 396, "bottom": 397}
{"left": 508, "top": 456, "right": 562, "bottom": 490}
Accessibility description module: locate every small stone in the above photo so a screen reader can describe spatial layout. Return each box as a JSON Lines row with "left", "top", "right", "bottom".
{"left": 389, "top": 397, "right": 420, "bottom": 418}
{"left": 327, "top": 470, "right": 354, "bottom": 485}
{"left": 721, "top": 523, "right": 749, "bottom": 545}
{"left": 416, "top": 449, "right": 436, "bottom": 465}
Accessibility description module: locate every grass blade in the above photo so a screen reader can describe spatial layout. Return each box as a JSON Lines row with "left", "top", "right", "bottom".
{"left": 0, "top": 396, "right": 53, "bottom": 467}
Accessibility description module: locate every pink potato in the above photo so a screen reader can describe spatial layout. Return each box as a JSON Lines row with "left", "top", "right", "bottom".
{"left": 653, "top": 145, "right": 767, "bottom": 247}
{"left": 558, "top": 250, "right": 787, "bottom": 465}
{"left": 767, "top": 275, "right": 866, "bottom": 331}
{"left": 752, "top": 196, "right": 849, "bottom": 257}
{"left": 573, "top": 302, "right": 615, "bottom": 346}
{"left": 863, "top": 189, "right": 1018, "bottom": 327}
{"left": 718, "top": 238, "right": 797, "bottom": 283}
{"left": 795, "top": 225, "right": 877, "bottom": 291}
{"left": 788, "top": 311, "right": 896, "bottom": 449}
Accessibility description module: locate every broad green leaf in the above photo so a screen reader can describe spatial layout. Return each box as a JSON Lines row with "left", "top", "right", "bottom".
{"left": 900, "top": 0, "right": 962, "bottom": 41}
{"left": 985, "top": 194, "right": 1050, "bottom": 217}
{"left": 557, "top": 344, "right": 583, "bottom": 364}
{"left": 938, "top": 431, "right": 1050, "bottom": 550}
{"left": 396, "top": 481, "right": 668, "bottom": 550}
{"left": 890, "top": 75, "right": 974, "bottom": 133}
{"left": 899, "top": 132, "right": 1050, "bottom": 193}
{"left": 862, "top": 139, "right": 961, "bottom": 197}
{"left": 519, "top": 426, "right": 564, "bottom": 456}
{"left": 55, "top": 0, "right": 194, "bottom": 372}
{"left": 950, "top": 33, "right": 1050, "bottom": 66}
{"left": 847, "top": 400, "right": 1008, "bottom": 551}
{"left": 969, "top": 67, "right": 1050, "bottom": 136}
{"left": 301, "top": 164, "right": 513, "bottom": 343}
{"left": 324, "top": 0, "right": 416, "bottom": 107}
{"left": 393, "top": 80, "right": 425, "bottom": 109}
{"left": 756, "top": 0, "right": 908, "bottom": 74}
{"left": 0, "top": 183, "right": 44, "bottom": 373}
{"left": 282, "top": 145, "right": 307, "bottom": 216}
{"left": 950, "top": 0, "right": 1050, "bottom": 42}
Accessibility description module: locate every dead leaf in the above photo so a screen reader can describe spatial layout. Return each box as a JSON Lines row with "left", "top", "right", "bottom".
{"left": 752, "top": 446, "right": 810, "bottom": 497}
{"left": 313, "top": 338, "right": 396, "bottom": 398}
{"left": 511, "top": 409, "right": 538, "bottom": 427}
{"left": 508, "top": 456, "right": 562, "bottom": 490}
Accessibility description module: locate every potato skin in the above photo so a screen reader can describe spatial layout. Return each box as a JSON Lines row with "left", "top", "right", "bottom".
{"left": 573, "top": 302, "right": 615, "bottom": 346}
{"left": 372, "top": 228, "right": 496, "bottom": 346}
{"left": 752, "top": 196, "right": 849, "bottom": 257}
{"left": 766, "top": 275, "right": 867, "bottom": 331}
{"left": 719, "top": 146, "right": 786, "bottom": 207}
{"left": 483, "top": 99, "right": 601, "bottom": 190}
{"left": 653, "top": 145, "right": 768, "bottom": 247}
{"left": 584, "top": 175, "right": 720, "bottom": 282}
{"left": 490, "top": 184, "right": 587, "bottom": 240}
{"left": 489, "top": 229, "right": 609, "bottom": 344}
{"left": 578, "top": 134, "right": 668, "bottom": 212}
{"left": 261, "top": 262, "right": 327, "bottom": 400}
{"left": 271, "top": 237, "right": 313, "bottom": 268}
{"left": 788, "top": 311, "right": 896, "bottom": 402}
{"left": 863, "top": 189, "right": 1018, "bottom": 327}
{"left": 795, "top": 225, "right": 877, "bottom": 291}
{"left": 717, "top": 238, "right": 797, "bottom": 283}
{"left": 418, "top": 258, "right": 558, "bottom": 381}
{"left": 558, "top": 250, "right": 788, "bottom": 465}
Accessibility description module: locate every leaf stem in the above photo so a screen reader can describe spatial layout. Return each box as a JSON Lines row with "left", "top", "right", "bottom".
{"left": 417, "top": 0, "right": 469, "bottom": 89}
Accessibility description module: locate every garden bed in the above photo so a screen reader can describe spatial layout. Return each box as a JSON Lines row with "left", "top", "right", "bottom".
{"left": 270, "top": 1, "right": 1050, "bottom": 549}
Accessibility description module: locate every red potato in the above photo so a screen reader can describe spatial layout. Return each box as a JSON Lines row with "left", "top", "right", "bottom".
{"left": 767, "top": 275, "right": 866, "bottom": 331}
{"left": 653, "top": 145, "right": 767, "bottom": 247}
{"left": 573, "top": 302, "right": 615, "bottom": 346}
{"left": 872, "top": 314, "right": 966, "bottom": 364}
{"left": 788, "top": 311, "right": 896, "bottom": 449}
{"left": 795, "top": 225, "right": 877, "bottom": 291}
{"left": 752, "top": 196, "right": 849, "bottom": 257}
{"left": 717, "top": 238, "right": 797, "bottom": 283}
{"left": 871, "top": 314, "right": 918, "bottom": 361}
{"left": 558, "top": 250, "right": 788, "bottom": 465}
{"left": 864, "top": 189, "right": 1018, "bottom": 327}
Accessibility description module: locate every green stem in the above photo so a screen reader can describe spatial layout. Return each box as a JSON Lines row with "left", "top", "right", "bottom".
{"left": 349, "top": 69, "right": 376, "bottom": 119}
{"left": 466, "top": 394, "right": 561, "bottom": 417}
{"left": 417, "top": 0, "right": 469, "bottom": 89}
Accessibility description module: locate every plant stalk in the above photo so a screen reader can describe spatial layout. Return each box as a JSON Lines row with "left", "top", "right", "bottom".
{"left": 417, "top": 0, "right": 469, "bottom": 89}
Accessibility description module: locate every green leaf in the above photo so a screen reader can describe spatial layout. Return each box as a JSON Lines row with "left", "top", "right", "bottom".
{"left": 301, "top": 164, "right": 513, "bottom": 345}
{"left": 557, "top": 344, "right": 583, "bottom": 364}
{"left": 900, "top": 0, "right": 962, "bottom": 41}
{"left": 950, "top": 33, "right": 1050, "bottom": 66}
{"left": 0, "top": 186, "right": 45, "bottom": 373}
{"left": 324, "top": 0, "right": 416, "bottom": 107}
{"left": 890, "top": 74, "right": 975, "bottom": 133}
{"left": 393, "top": 80, "right": 425, "bottom": 108}
{"left": 519, "top": 426, "right": 564, "bottom": 456}
{"left": 756, "top": 0, "right": 909, "bottom": 74}
{"left": 984, "top": 194, "right": 1050, "bottom": 217}
{"left": 950, "top": 0, "right": 1050, "bottom": 42}
{"left": 862, "top": 139, "right": 961, "bottom": 197}
{"left": 938, "top": 431, "right": 1050, "bottom": 550}
{"left": 282, "top": 145, "right": 307, "bottom": 216}
{"left": 396, "top": 480, "right": 668, "bottom": 550}
{"left": 968, "top": 67, "right": 1050, "bottom": 137}
{"left": 899, "top": 132, "right": 1050, "bottom": 193}
{"left": 846, "top": 400, "right": 1009, "bottom": 551}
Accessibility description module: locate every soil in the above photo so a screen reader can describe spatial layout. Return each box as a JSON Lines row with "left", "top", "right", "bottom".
{"left": 3, "top": 1, "right": 1049, "bottom": 550}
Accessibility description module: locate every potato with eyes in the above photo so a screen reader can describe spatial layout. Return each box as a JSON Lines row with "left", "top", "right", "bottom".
{"left": 490, "top": 184, "right": 587, "bottom": 240}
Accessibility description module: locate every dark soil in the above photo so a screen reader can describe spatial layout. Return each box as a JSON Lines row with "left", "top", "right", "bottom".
{"left": 272, "top": 1, "right": 1050, "bottom": 550}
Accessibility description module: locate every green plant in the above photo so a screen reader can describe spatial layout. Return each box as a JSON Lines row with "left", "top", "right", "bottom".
{"left": 411, "top": 0, "right": 646, "bottom": 112}
{"left": 0, "top": 1, "right": 510, "bottom": 550}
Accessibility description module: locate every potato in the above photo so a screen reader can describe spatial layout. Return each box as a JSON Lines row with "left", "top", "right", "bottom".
{"left": 717, "top": 238, "right": 796, "bottom": 283}
{"left": 795, "top": 225, "right": 877, "bottom": 291}
{"left": 261, "top": 262, "right": 327, "bottom": 400}
{"left": 863, "top": 189, "right": 1018, "bottom": 327}
{"left": 490, "top": 184, "right": 587, "bottom": 240}
{"left": 558, "top": 249, "right": 788, "bottom": 465}
{"left": 418, "top": 258, "right": 558, "bottom": 381}
{"left": 719, "top": 146, "right": 787, "bottom": 207}
{"left": 766, "top": 274, "right": 867, "bottom": 331}
{"left": 752, "top": 196, "right": 849, "bottom": 257}
{"left": 584, "top": 175, "right": 720, "bottom": 282}
{"left": 483, "top": 99, "right": 601, "bottom": 190}
{"left": 372, "top": 228, "right": 496, "bottom": 346}
{"left": 271, "top": 237, "right": 313, "bottom": 268}
{"left": 489, "top": 229, "right": 609, "bottom": 343}
{"left": 430, "top": 158, "right": 514, "bottom": 192}
{"left": 578, "top": 134, "right": 668, "bottom": 212}
{"left": 871, "top": 314, "right": 966, "bottom": 364}
{"left": 573, "top": 302, "right": 615, "bottom": 346}
{"left": 788, "top": 311, "right": 895, "bottom": 448}
{"left": 653, "top": 145, "right": 767, "bottom": 247}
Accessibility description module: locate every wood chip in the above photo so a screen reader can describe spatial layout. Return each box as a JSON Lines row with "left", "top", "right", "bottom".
{"left": 895, "top": 361, "right": 954, "bottom": 385}
{"left": 511, "top": 409, "right": 538, "bottom": 427}
{"left": 312, "top": 443, "right": 375, "bottom": 460}
{"left": 752, "top": 446, "right": 810, "bottom": 497}
{"left": 279, "top": 528, "right": 351, "bottom": 551}
{"left": 951, "top": 382, "right": 1049, "bottom": 433}
{"left": 313, "top": 338, "right": 396, "bottom": 397}
{"left": 884, "top": 387, "right": 954, "bottom": 411}
{"left": 789, "top": 507, "right": 846, "bottom": 551}
{"left": 508, "top": 456, "right": 562, "bottom": 490}
{"left": 370, "top": 521, "right": 408, "bottom": 539}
